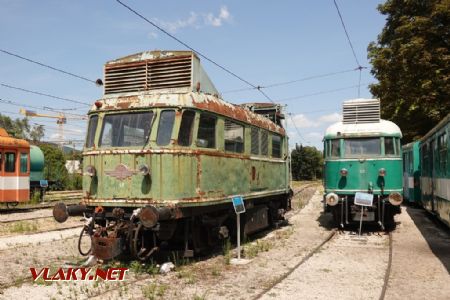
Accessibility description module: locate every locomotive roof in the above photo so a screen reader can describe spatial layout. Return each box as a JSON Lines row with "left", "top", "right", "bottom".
{"left": 0, "top": 128, "right": 30, "bottom": 148}
{"left": 420, "top": 112, "right": 450, "bottom": 142}
{"left": 324, "top": 119, "right": 402, "bottom": 139}
{"left": 90, "top": 92, "right": 286, "bottom": 135}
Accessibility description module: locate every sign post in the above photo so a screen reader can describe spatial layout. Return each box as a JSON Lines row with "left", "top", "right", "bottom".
{"left": 354, "top": 192, "right": 374, "bottom": 237}
{"left": 230, "top": 196, "right": 250, "bottom": 265}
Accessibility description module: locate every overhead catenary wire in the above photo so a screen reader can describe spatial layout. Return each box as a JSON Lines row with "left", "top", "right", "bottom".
{"left": 0, "top": 48, "right": 100, "bottom": 85}
{"left": 0, "top": 97, "right": 87, "bottom": 118}
{"left": 1, "top": 82, "right": 91, "bottom": 107}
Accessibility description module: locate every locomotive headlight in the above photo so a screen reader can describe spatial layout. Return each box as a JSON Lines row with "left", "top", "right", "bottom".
{"left": 139, "top": 205, "right": 159, "bottom": 228}
{"left": 388, "top": 192, "right": 403, "bottom": 206}
{"left": 378, "top": 168, "right": 386, "bottom": 177}
{"left": 325, "top": 193, "right": 339, "bottom": 206}
{"left": 139, "top": 164, "right": 150, "bottom": 176}
{"left": 85, "top": 165, "right": 96, "bottom": 177}
{"left": 340, "top": 168, "right": 348, "bottom": 177}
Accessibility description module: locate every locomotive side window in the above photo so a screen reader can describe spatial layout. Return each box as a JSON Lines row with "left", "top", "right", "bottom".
{"left": 384, "top": 137, "right": 395, "bottom": 155}
{"left": 85, "top": 115, "right": 98, "bottom": 148}
{"left": 251, "top": 127, "right": 259, "bottom": 155}
{"left": 224, "top": 119, "right": 244, "bottom": 153}
{"left": 20, "top": 153, "right": 28, "bottom": 173}
{"left": 178, "top": 110, "right": 196, "bottom": 146}
{"left": 197, "top": 114, "right": 216, "bottom": 148}
{"left": 344, "top": 138, "right": 380, "bottom": 156}
{"left": 99, "top": 112, "right": 154, "bottom": 147}
{"left": 331, "top": 139, "right": 340, "bottom": 157}
{"left": 157, "top": 110, "right": 176, "bottom": 146}
{"left": 261, "top": 131, "right": 268, "bottom": 156}
{"left": 5, "top": 152, "right": 15, "bottom": 173}
{"left": 272, "top": 134, "right": 281, "bottom": 158}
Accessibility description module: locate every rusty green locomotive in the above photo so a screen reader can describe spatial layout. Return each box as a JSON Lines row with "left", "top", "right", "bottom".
{"left": 53, "top": 50, "right": 291, "bottom": 260}
{"left": 323, "top": 99, "right": 403, "bottom": 230}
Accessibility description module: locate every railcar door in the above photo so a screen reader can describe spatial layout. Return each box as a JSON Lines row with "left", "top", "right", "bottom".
{"left": 430, "top": 139, "right": 435, "bottom": 212}
{"left": 3, "top": 150, "right": 18, "bottom": 202}
{"left": 0, "top": 150, "right": 3, "bottom": 202}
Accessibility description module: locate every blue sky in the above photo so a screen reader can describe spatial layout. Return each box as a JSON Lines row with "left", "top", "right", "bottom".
{"left": 0, "top": 0, "right": 386, "bottom": 149}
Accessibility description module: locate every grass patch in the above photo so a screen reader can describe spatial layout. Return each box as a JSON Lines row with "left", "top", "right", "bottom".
{"left": 142, "top": 283, "right": 169, "bottom": 300}
{"left": 244, "top": 240, "right": 273, "bottom": 259}
{"left": 8, "top": 221, "right": 38, "bottom": 233}
{"left": 223, "top": 238, "right": 231, "bottom": 265}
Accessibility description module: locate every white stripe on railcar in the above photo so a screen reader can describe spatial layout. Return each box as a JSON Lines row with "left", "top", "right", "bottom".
{"left": 0, "top": 176, "right": 29, "bottom": 190}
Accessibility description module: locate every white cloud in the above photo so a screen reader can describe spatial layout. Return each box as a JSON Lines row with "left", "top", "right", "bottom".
{"left": 318, "top": 112, "right": 341, "bottom": 124}
{"left": 147, "top": 31, "right": 158, "bottom": 39}
{"left": 155, "top": 6, "right": 232, "bottom": 33}
{"left": 286, "top": 114, "right": 319, "bottom": 129}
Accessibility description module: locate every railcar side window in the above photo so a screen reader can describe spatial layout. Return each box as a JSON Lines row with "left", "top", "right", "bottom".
{"left": 178, "top": 110, "right": 196, "bottom": 146}
{"left": 261, "top": 131, "right": 268, "bottom": 156}
{"left": 197, "top": 114, "right": 216, "bottom": 148}
{"left": 20, "top": 153, "right": 28, "bottom": 173}
{"left": 439, "top": 133, "right": 447, "bottom": 175}
{"left": 272, "top": 134, "right": 281, "bottom": 158}
{"left": 85, "top": 115, "right": 98, "bottom": 148}
{"left": 384, "top": 137, "right": 395, "bottom": 155}
{"left": 331, "top": 139, "right": 340, "bottom": 157}
{"left": 157, "top": 110, "right": 176, "bottom": 146}
{"left": 99, "top": 112, "right": 154, "bottom": 147}
{"left": 5, "top": 152, "right": 15, "bottom": 173}
{"left": 344, "top": 138, "right": 381, "bottom": 156}
{"left": 251, "top": 127, "right": 259, "bottom": 155}
{"left": 224, "top": 119, "right": 244, "bottom": 153}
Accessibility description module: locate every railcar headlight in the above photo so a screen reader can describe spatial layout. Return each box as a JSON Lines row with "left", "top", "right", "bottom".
{"left": 378, "top": 168, "right": 386, "bottom": 177}
{"left": 139, "top": 164, "right": 150, "bottom": 176}
{"left": 325, "top": 193, "right": 339, "bottom": 206}
{"left": 139, "top": 205, "right": 159, "bottom": 228}
{"left": 388, "top": 192, "right": 403, "bottom": 206}
{"left": 340, "top": 168, "right": 348, "bottom": 177}
{"left": 85, "top": 165, "right": 96, "bottom": 177}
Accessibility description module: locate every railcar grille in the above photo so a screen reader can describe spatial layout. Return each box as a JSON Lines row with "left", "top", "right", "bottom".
{"left": 343, "top": 99, "right": 380, "bottom": 124}
{"left": 104, "top": 56, "right": 192, "bottom": 94}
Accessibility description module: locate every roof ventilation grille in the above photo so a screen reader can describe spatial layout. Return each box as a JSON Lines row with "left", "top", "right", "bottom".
{"left": 342, "top": 98, "right": 380, "bottom": 124}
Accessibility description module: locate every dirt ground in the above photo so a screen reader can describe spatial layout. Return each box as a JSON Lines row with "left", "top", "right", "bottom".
{"left": 0, "top": 187, "right": 449, "bottom": 300}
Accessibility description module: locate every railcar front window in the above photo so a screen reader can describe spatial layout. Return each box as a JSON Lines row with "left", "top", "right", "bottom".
{"left": 99, "top": 112, "right": 153, "bottom": 147}
{"left": 344, "top": 138, "right": 381, "bottom": 157}
{"left": 331, "top": 139, "right": 340, "bottom": 157}
{"left": 178, "top": 110, "right": 196, "bottom": 146}
{"left": 224, "top": 120, "right": 244, "bottom": 153}
{"left": 20, "top": 153, "right": 28, "bottom": 173}
{"left": 85, "top": 115, "right": 98, "bottom": 148}
{"left": 385, "top": 137, "right": 395, "bottom": 155}
{"left": 261, "top": 131, "right": 268, "bottom": 156}
{"left": 157, "top": 110, "right": 175, "bottom": 146}
{"left": 5, "top": 152, "right": 15, "bottom": 173}
{"left": 196, "top": 114, "right": 216, "bottom": 148}
{"left": 251, "top": 127, "right": 259, "bottom": 155}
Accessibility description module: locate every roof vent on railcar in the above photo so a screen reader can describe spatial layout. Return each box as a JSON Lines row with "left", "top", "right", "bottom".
{"left": 103, "top": 50, "right": 219, "bottom": 96}
{"left": 342, "top": 98, "right": 380, "bottom": 124}
{"left": 239, "top": 103, "right": 285, "bottom": 127}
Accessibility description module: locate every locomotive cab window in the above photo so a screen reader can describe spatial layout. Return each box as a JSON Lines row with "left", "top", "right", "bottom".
{"left": 85, "top": 115, "right": 98, "bottom": 148}
{"left": 197, "top": 114, "right": 216, "bottom": 148}
{"left": 344, "top": 138, "right": 380, "bottom": 157}
{"left": 272, "top": 134, "right": 282, "bottom": 158}
{"left": 157, "top": 110, "right": 176, "bottom": 146}
{"left": 224, "top": 119, "right": 244, "bottom": 153}
{"left": 261, "top": 131, "right": 269, "bottom": 156}
{"left": 331, "top": 139, "right": 340, "bottom": 157}
{"left": 20, "top": 153, "right": 28, "bottom": 173}
{"left": 384, "top": 137, "right": 395, "bottom": 155}
{"left": 5, "top": 152, "right": 15, "bottom": 173}
{"left": 99, "top": 111, "right": 154, "bottom": 147}
{"left": 178, "top": 110, "right": 196, "bottom": 146}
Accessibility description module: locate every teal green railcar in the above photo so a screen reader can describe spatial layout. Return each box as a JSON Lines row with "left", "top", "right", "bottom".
{"left": 53, "top": 50, "right": 291, "bottom": 260}
{"left": 419, "top": 113, "right": 450, "bottom": 228}
{"left": 402, "top": 142, "right": 421, "bottom": 204}
{"left": 323, "top": 99, "right": 403, "bottom": 230}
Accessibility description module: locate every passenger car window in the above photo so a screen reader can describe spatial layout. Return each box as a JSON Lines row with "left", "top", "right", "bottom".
{"left": 157, "top": 110, "right": 175, "bottom": 146}
{"left": 99, "top": 112, "right": 153, "bottom": 147}
{"left": 272, "top": 135, "right": 281, "bottom": 158}
{"left": 261, "top": 131, "right": 268, "bottom": 156}
{"left": 85, "top": 115, "right": 98, "bottom": 148}
{"left": 197, "top": 114, "right": 216, "bottom": 148}
{"left": 344, "top": 138, "right": 381, "bottom": 156}
{"left": 331, "top": 139, "right": 340, "bottom": 157}
{"left": 178, "top": 110, "right": 196, "bottom": 146}
{"left": 251, "top": 127, "right": 259, "bottom": 155}
{"left": 5, "top": 152, "right": 15, "bottom": 173}
{"left": 385, "top": 137, "right": 395, "bottom": 155}
{"left": 224, "top": 120, "right": 244, "bottom": 153}
{"left": 20, "top": 153, "right": 28, "bottom": 173}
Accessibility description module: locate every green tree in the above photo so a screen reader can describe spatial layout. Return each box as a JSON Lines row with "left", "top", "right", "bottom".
{"left": 39, "top": 143, "right": 70, "bottom": 190}
{"left": 368, "top": 0, "right": 450, "bottom": 143}
{"left": 0, "top": 114, "right": 45, "bottom": 141}
{"left": 291, "top": 144, "right": 323, "bottom": 180}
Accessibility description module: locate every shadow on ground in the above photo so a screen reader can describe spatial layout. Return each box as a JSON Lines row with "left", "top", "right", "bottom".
{"left": 406, "top": 205, "right": 450, "bottom": 274}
